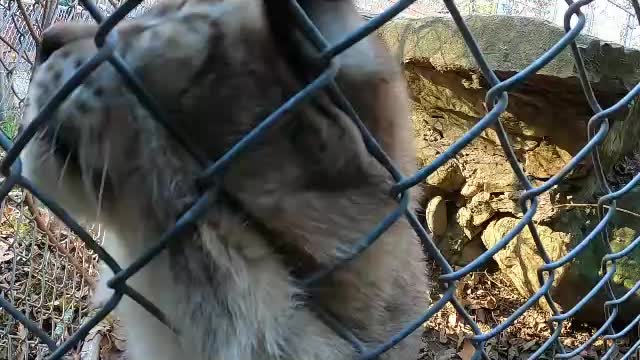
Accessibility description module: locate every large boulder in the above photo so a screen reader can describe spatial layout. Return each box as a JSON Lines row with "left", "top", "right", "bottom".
{"left": 375, "top": 14, "right": 640, "bottom": 326}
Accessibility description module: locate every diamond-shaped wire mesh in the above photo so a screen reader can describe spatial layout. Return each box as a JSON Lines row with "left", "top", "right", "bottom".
{"left": 0, "top": 0, "right": 639, "bottom": 359}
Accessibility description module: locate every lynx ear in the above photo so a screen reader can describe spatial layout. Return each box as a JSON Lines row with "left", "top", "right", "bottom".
{"left": 37, "top": 22, "right": 99, "bottom": 65}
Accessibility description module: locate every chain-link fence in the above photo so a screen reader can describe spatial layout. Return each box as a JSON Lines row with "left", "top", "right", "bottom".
{"left": 0, "top": 0, "right": 152, "bottom": 108}
{"left": 0, "top": 0, "right": 639, "bottom": 359}
{"left": 0, "top": 0, "right": 153, "bottom": 357}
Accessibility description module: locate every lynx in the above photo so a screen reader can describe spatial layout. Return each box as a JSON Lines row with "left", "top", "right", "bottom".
{"left": 19, "top": 0, "right": 430, "bottom": 359}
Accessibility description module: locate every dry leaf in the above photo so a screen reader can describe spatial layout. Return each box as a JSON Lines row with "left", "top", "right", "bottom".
{"left": 437, "top": 348, "right": 458, "bottom": 360}
{"left": 439, "top": 330, "right": 449, "bottom": 344}
{"left": 457, "top": 339, "right": 476, "bottom": 360}
{"left": 521, "top": 340, "right": 538, "bottom": 351}
{"left": 0, "top": 238, "right": 14, "bottom": 263}
{"left": 469, "top": 297, "right": 497, "bottom": 310}
{"left": 476, "top": 308, "right": 486, "bottom": 323}
{"left": 17, "top": 323, "right": 27, "bottom": 339}
{"left": 457, "top": 333, "right": 465, "bottom": 349}
{"left": 448, "top": 313, "right": 458, "bottom": 327}
{"left": 485, "top": 296, "right": 497, "bottom": 309}
{"left": 508, "top": 345, "right": 519, "bottom": 360}
{"left": 16, "top": 323, "right": 28, "bottom": 360}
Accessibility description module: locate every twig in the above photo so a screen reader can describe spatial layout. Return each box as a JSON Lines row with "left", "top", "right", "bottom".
{"left": 553, "top": 203, "right": 640, "bottom": 219}
{"left": 0, "top": 33, "right": 34, "bottom": 65}
{"left": 40, "top": 0, "right": 48, "bottom": 30}
{"left": 41, "top": 0, "right": 59, "bottom": 30}
{"left": 15, "top": 0, "right": 41, "bottom": 44}
{"left": 480, "top": 271, "right": 506, "bottom": 290}
{"left": 106, "top": 0, "right": 119, "bottom": 9}
{"left": 24, "top": 192, "right": 96, "bottom": 288}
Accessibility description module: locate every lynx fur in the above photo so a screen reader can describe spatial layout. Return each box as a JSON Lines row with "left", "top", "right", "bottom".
{"left": 19, "top": 0, "right": 430, "bottom": 359}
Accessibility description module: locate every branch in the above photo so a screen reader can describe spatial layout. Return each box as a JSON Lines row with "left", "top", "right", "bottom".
{"left": 607, "top": 0, "right": 635, "bottom": 15}
{"left": 106, "top": 0, "right": 119, "bottom": 10}
{"left": 0, "top": 33, "right": 34, "bottom": 65}
{"left": 41, "top": 0, "right": 59, "bottom": 30}
{"left": 24, "top": 192, "right": 96, "bottom": 289}
{"left": 41, "top": 0, "right": 49, "bottom": 30}
{"left": 78, "top": 321, "right": 103, "bottom": 360}
{"left": 15, "top": 0, "right": 41, "bottom": 44}
{"left": 553, "top": 203, "right": 640, "bottom": 219}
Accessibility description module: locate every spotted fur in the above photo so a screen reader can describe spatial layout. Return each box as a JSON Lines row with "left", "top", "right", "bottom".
{"left": 20, "top": 0, "right": 430, "bottom": 359}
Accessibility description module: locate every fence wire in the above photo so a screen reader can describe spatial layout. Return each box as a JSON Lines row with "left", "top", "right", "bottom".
{"left": 0, "top": 0, "right": 639, "bottom": 359}
{"left": 0, "top": 0, "right": 151, "bottom": 358}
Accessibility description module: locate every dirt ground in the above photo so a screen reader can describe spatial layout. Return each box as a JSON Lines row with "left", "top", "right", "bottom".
{"left": 418, "top": 259, "right": 636, "bottom": 360}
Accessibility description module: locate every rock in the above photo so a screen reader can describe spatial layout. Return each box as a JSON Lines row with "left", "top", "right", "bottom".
{"left": 379, "top": 15, "right": 640, "bottom": 158}
{"left": 481, "top": 217, "right": 571, "bottom": 311}
{"left": 414, "top": 133, "right": 440, "bottom": 169}
{"left": 524, "top": 142, "right": 573, "bottom": 179}
{"left": 436, "top": 217, "right": 492, "bottom": 268}
{"left": 464, "top": 161, "right": 521, "bottom": 194}
{"left": 456, "top": 192, "right": 497, "bottom": 239}
{"left": 456, "top": 207, "right": 481, "bottom": 239}
{"left": 413, "top": 127, "right": 466, "bottom": 192}
{"left": 467, "top": 192, "right": 495, "bottom": 226}
{"left": 437, "top": 220, "right": 468, "bottom": 265}
{"left": 381, "top": 14, "right": 640, "bottom": 189}
{"left": 426, "top": 159, "right": 465, "bottom": 192}
{"left": 488, "top": 193, "right": 520, "bottom": 214}
{"left": 376, "top": 14, "right": 640, "bottom": 328}
{"left": 608, "top": 227, "right": 640, "bottom": 291}
{"left": 460, "top": 182, "right": 481, "bottom": 197}
{"left": 457, "top": 236, "right": 487, "bottom": 266}
{"left": 481, "top": 214, "right": 640, "bottom": 326}
{"left": 426, "top": 196, "right": 448, "bottom": 236}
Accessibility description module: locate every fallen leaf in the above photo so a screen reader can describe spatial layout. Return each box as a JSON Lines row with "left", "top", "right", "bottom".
{"left": 16, "top": 323, "right": 28, "bottom": 360}
{"left": 457, "top": 339, "right": 476, "bottom": 360}
{"left": 439, "top": 330, "right": 449, "bottom": 344}
{"left": 437, "top": 348, "right": 458, "bottom": 360}
{"left": 17, "top": 323, "right": 27, "bottom": 339}
{"left": 521, "top": 339, "right": 538, "bottom": 351}
{"left": 508, "top": 345, "right": 519, "bottom": 360}
{"left": 457, "top": 333, "right": 465, "bottom": 349}
{"left": 448, "top": 313, "right": 457, "bottom": 327}
{"left": 485, "top": 296, "right": 497, "bottom": 309}
{"left": 469, "top": 297, "right": 497, "bottom": 310}
{"left": 476, "top": 308, "right": 486, "bottom": 323}
{"left": 0, "top": 238, "right": 13, "bottom": 263}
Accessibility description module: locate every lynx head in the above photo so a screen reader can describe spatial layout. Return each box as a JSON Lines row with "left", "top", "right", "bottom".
{"left": 20, "top": 0, "right": 378, "bottom": 235}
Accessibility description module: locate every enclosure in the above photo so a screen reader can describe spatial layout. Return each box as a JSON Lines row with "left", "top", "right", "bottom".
{"left": 0, "top": 0, "right": 639, "bottom": 359}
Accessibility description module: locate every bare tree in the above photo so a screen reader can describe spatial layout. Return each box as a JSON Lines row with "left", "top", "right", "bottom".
{"left": 42, "top": 0, "right": 60, "bottom": 30}
{"left": 606, "top": 0, "right": 639, "bottom": 47}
